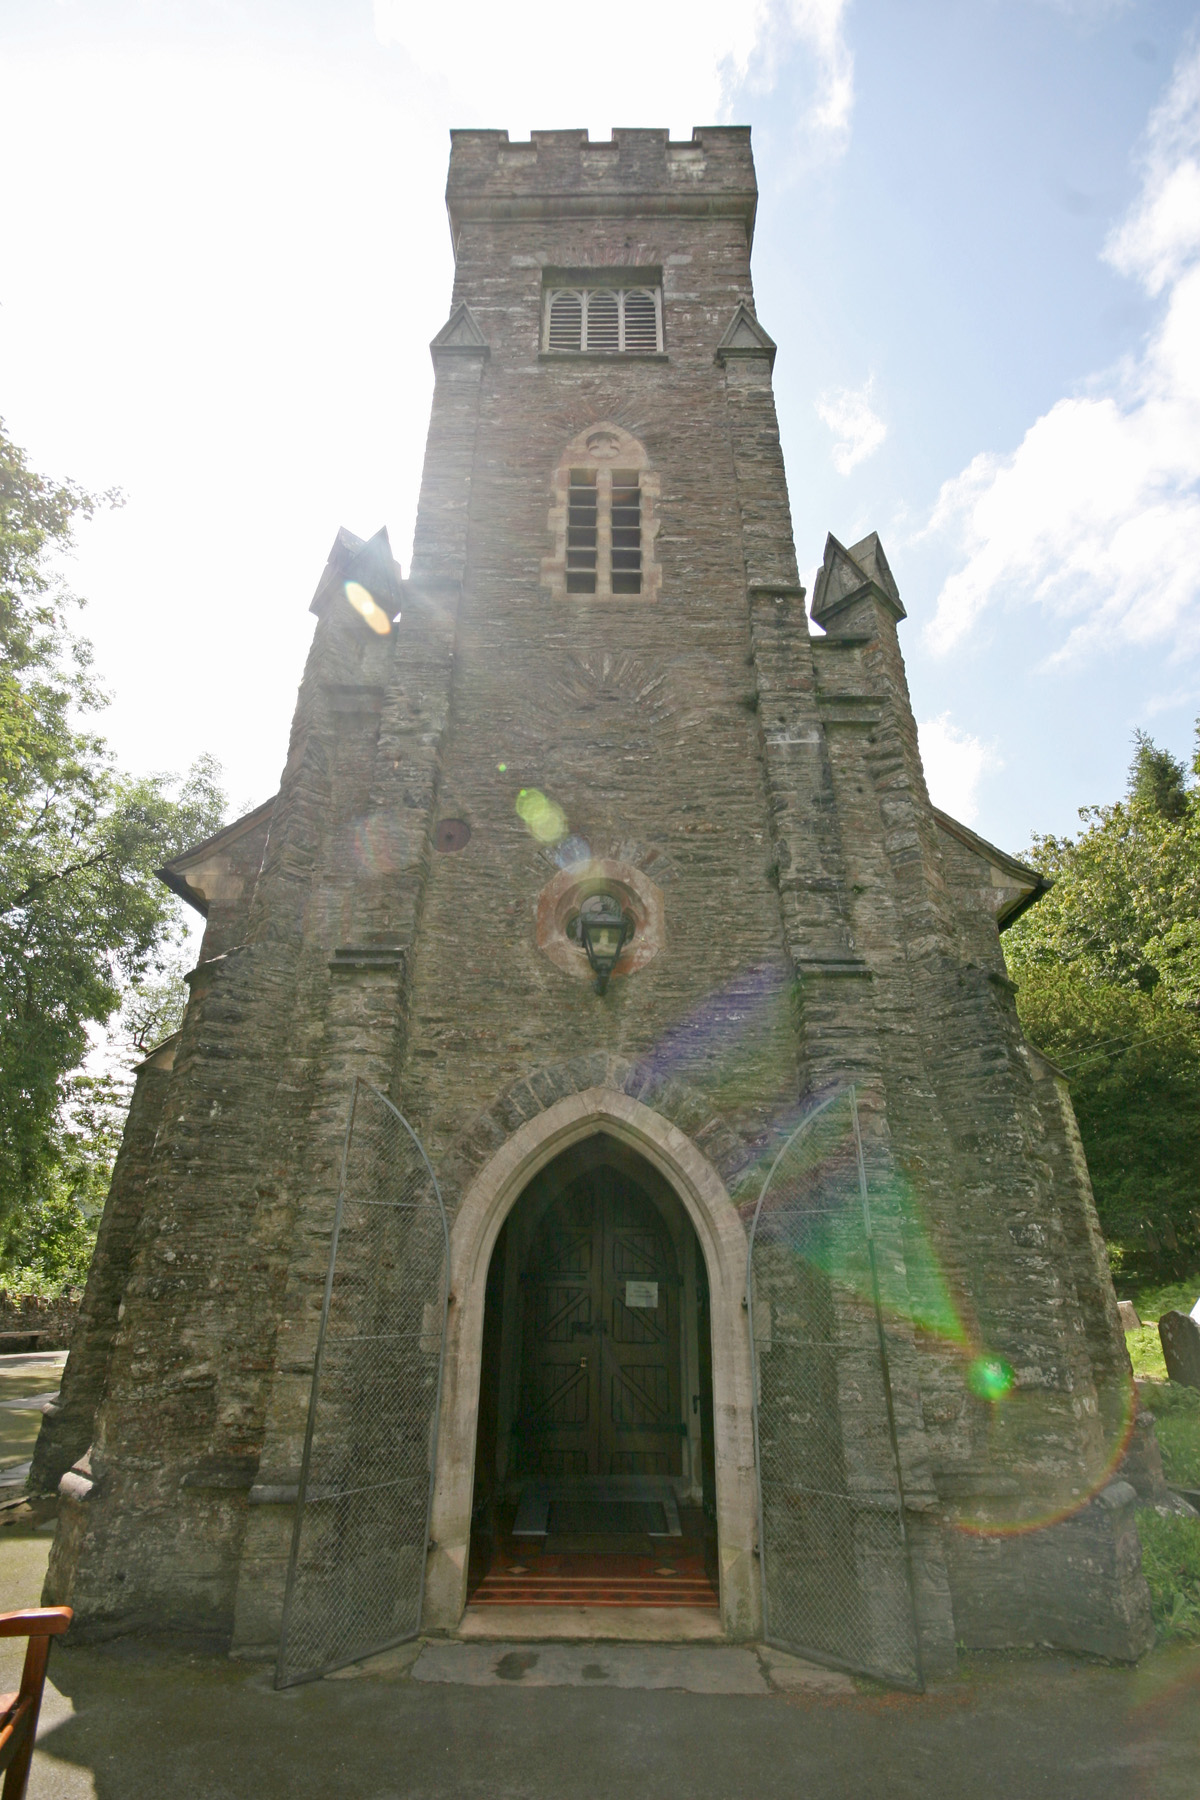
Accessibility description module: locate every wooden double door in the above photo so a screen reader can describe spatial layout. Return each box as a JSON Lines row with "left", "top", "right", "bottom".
{"left": 517, "top": 1168, "right": 683, "bottom": 1480}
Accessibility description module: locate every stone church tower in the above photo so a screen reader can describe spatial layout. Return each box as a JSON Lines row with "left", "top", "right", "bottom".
{"left": 35, "top": 128, "right": 1154, "bottom": 1684}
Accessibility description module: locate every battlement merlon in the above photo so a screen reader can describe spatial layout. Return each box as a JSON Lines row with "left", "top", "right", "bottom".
{"left": 445, "top": 127, "right": 758, "bottom": 253}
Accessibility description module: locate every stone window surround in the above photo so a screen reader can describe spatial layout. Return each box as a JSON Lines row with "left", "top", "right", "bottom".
{"left": 541, "top": 421, "right": 662, "bottom": 603}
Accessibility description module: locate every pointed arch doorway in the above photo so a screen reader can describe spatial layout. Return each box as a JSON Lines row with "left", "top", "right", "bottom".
{"left": 466, "top": 1134, "right": 721, "bottom": 1616}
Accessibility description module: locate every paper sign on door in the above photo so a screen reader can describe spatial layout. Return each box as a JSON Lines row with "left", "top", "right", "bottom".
{"left": 625, "top": 1281, "right": 659, "bottom": 1309}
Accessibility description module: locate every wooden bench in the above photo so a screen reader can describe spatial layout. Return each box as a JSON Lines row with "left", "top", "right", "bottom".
{"left": 0, "top": 1609, "right": 72, "bottom": 1800}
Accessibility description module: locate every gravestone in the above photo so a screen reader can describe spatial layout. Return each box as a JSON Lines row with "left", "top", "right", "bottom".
{"left": 1158, "top": 1311, "right": 1200, "bottom": 1390}
{"left": 1117, "top": 1301, "right": 1141, "bottom": 1332}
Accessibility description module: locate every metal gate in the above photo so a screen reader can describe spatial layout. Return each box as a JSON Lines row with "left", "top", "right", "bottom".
{"left": 276, "top": 1079, "right": 449, "bottom": 1687}
{"left": 747, "top": 1087, "right": 923, "bottom": 1689}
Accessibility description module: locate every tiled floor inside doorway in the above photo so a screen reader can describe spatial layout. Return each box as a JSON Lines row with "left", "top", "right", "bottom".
{"left": 467, "top": 1501, "right": 720, "bottom": 1611}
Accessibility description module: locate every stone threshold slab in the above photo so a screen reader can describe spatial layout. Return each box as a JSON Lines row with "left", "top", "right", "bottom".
{"left": 457, "top": 1603, "right": 724, "bottom": 1641}
{"left": 415, "top": 1641, "right": 768, "bottom": 1692}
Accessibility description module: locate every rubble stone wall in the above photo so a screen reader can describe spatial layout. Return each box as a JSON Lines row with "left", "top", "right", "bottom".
{"left": 38, "top": 126, "right": 1154, "bottom": 1666}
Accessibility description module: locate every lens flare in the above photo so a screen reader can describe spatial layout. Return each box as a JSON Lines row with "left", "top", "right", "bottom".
{"left": 733, "top": 1071, "right": 1139, "bottom": 1539}
{"left": 349, "top": 813, "right": 417, "bottom": 875}
{"left": 497, "top": 763, "right": 508, "bottom": 772}
{"left": 516, "top": 788, "right": 567, "bottom": 844}
{"left": 553, "top": 834, "right": 591, "bottom": 869}
{"left": 344, "top": 580, "right": 392, "bottom": 635}
{"left": 967, "top": 1356, "right": 1016, "bottom": 1401}
{"left": 633, "top": 967, "right": 1140, "bottom": 1544}
{"left": 640, "top": 962, "right": 799, "bottom": 1131}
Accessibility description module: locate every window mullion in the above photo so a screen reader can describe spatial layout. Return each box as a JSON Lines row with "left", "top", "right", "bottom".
{"left": 598, "top": 466, "right": 613, "bottom": 596}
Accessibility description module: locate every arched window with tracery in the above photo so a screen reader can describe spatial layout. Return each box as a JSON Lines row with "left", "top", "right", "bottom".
{"left": 541, "top": 424, "right": 661, "bottom": 603}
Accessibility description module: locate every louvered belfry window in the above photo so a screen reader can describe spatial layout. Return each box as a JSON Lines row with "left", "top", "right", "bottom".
{"left": 544, "top": 287, "right": 662, "bottom": 354}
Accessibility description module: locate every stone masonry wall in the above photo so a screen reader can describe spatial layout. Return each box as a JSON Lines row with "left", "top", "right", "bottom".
{"left": 30, "top": 1042, "right": 176, "bottom": 1491}
{"left": 41, "top": 126, "right": 1152, "bottom": 1664}
{"left": 0, "top": 1293, "right": 80, "bottom": 1351}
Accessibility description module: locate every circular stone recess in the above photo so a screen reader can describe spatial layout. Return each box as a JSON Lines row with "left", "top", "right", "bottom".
{"left": 434, "top": 819, "right": 472, "bottom": 853}
{"left": 535, "top": 857, "right": 665, "bottom": 982}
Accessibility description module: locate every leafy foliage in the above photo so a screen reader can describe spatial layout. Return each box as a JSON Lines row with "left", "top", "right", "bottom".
{"left": 1010, "top": 968, "right": 1200, "bottom": 1267}
{"left": 110, "top": 942, "right": 192, "bottom": 1061}
{"left": 0, "top": 1074, "right": 127, "bottom": 1295}
{"left": 1006, "top": 726, "right": 1200, "bottom": 1275}
{"left": 1126, "top": 1325, "right": 1169, "bottom": 1383}
{"left": 0, "top": 418, "right": 224, "bottom": 1284}
{"left": 1136, "top": 1510, "right": 1200, "bottom": 1643}
{"left": 1006, "top": 726, "right": 1200, "bottom": 1008}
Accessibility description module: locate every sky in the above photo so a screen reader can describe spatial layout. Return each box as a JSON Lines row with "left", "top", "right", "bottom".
{"left": 2, "top": 0, "right": 1200, "bottom": 855}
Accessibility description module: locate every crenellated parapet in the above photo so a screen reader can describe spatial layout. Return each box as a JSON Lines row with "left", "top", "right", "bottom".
{"left": 446, "top": 127, "right": 758, "bottom": 249}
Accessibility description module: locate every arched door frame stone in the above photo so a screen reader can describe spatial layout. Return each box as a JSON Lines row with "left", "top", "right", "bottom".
{"left": 422, "top": 1086, "right": 762, "bottom": 1639}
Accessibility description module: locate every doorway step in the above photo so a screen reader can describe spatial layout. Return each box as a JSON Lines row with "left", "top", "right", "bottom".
{"left": 470, "top": 1550, "right": 716, "bottom": 1608}
{"left": 457, "top": 1605, "right": 725, "bottom": 1642}
{"left": 467, "top": 1488, "right": 719, "bottom": 1620}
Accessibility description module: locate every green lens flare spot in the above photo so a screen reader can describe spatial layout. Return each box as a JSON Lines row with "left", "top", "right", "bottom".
{"left": 515, "top": 787, "right": 567, "bottom": 844}
{"left": 497, "top": 763, "right": 507, "bottom": 772}
{"left": 967, "top": 1356, "right": 1015, "bottom": 1402}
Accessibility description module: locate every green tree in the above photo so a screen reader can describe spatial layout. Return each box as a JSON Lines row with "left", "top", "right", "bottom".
{"left": 0, "top": 1072, "right": 128, "bottom": 1295}
{"left": 1005, "top": 726, "right": 1200, "bottom": 1275}
{"left": 0, "top": 418, "right": 224, "bottom": 1275}
{"left": 1006, "top": 724, "right": 1200, "bottom": 1008}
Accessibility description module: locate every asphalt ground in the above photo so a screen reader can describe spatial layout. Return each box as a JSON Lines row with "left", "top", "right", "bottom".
{"left": 1, "top": 1532, "right": 1197, "bottom": 1799}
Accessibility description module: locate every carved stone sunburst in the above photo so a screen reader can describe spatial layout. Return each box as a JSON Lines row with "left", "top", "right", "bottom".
{"left": 555, "top": 652, "right": 670, "bottom": 724}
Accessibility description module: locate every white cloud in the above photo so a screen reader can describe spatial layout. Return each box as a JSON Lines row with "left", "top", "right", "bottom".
{"left": 815, "top": 378, "right": 887, "bottom": 474}
{"left": 923, "top": 44, "right": 1200, "bottom": 663}
{"left": 1024, "top": 0, "right": 1134, "bottom": 14}
{"left": 373, "top": 0, "right": 853, "bottom": 154}
{"left": 1106, "top": 45, "right": 1200, "bottom": 293}
{"left": 917, "top": 714, "right": 1000, "bottom": 824}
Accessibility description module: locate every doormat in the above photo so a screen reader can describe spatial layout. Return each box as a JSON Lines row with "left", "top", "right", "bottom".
{"left": 548, "top": 1500, "right": 667, "bottom": 1536}
{"left": 512, "top": 1481, "right": 683, "bottom": 1538}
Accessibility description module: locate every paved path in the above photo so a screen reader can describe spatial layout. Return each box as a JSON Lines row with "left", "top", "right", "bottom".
{"left": 0, "top": 1536, "right": 1196, "bottom": 1798}
{"left": 399, "top": 1638, "right": 849, "bottom": 1693}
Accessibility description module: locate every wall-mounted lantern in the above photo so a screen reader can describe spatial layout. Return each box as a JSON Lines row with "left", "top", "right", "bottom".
{"left": 574, "top": 893, "right": 633, "bottom": 994}
{"left": 536, "top": 857, "right": 663, "bottom": 989}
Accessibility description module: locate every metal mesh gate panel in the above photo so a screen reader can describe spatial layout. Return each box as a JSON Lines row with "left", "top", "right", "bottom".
{"left": 276, "top": 1080, "right": 449, "bottom": 1687}
{"left": 747, "top": 1088, "right": 923, "bottom": 1689}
